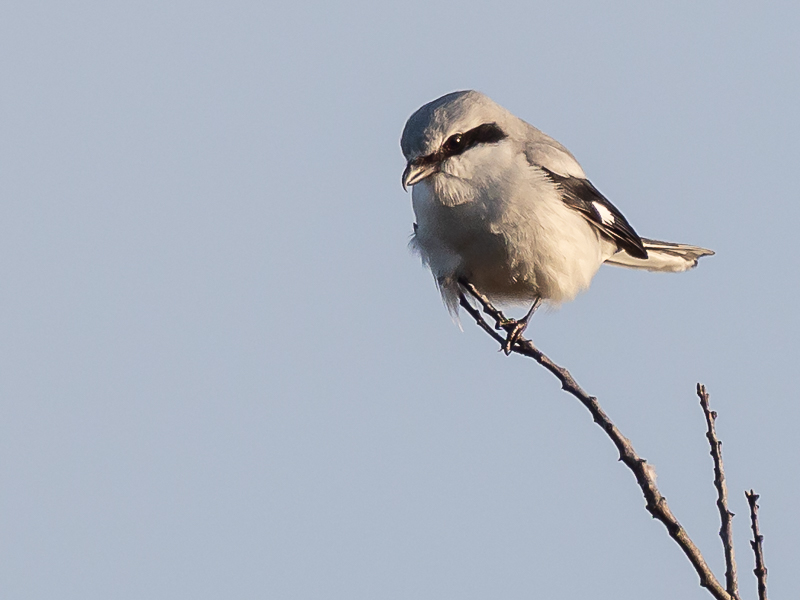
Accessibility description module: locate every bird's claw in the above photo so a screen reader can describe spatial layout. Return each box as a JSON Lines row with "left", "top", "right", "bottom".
{"left": 498, "top": 319, "right": 529, "bottom": 355}
{"left": 503, "top": 321, "right": 528, "bottom": 356}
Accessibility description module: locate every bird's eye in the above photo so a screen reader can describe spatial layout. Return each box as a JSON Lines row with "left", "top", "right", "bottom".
{"left": 444, "top": 133, "right": 464, "bottom": 154}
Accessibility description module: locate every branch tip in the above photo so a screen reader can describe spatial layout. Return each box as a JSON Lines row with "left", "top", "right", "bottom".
{"left": 745, "top": 490, "right": 768, "bottom": 600}
{"left": 696, "top": 384, "right": 740, "bottom": 600}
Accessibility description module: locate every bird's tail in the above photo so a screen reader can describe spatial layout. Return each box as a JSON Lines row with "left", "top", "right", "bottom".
{"left": 605, "top": 238, "right": 714, "bottom": 272}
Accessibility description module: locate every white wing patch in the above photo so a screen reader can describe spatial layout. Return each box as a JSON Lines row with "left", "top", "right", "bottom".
{"left": 592, "top": 202, "right": 615, "bottom": 225}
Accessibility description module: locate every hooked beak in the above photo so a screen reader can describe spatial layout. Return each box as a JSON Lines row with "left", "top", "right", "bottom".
{"left": 402, "top": 160, "right": 438, "bottom": 191}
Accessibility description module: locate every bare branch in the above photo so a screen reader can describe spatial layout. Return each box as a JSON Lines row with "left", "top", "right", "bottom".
{"left": 697, "top": 384, "right": 740, "bottom": 600}
{"left": 458, "top": 287, "right": 732, "bottom": 600}
{"left": 745, "top": 490, "right": 768, "bottom": 600}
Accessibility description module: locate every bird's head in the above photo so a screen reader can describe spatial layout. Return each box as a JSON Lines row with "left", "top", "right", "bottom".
{"left": 400, "top": 90, "right": 514, "bottom": 190}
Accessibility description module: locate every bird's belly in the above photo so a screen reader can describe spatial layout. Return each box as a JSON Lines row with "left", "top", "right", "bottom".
{"left": 427, "top": 214, "right": 609, "bottom": 305}
{"left": 413, "top": 179, "right": 613, "bottom": 307}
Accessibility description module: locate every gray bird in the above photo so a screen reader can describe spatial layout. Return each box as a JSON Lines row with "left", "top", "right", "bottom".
{"left": 401, "top": 91, "right": 713, "bottom": 351}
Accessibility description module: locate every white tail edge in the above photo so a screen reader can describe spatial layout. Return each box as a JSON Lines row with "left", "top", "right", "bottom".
{"left": 605, "top": 238, "right": 715, "bottom": 272}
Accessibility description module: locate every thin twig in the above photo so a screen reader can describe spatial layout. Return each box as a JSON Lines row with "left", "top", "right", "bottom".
{"left": 458, "top": 286, "right": 732, "bottom": 600}
{"left": 698, "top": 384, "right": 740, "bottom": 600}
{"left": 745, "top": 490, "right": 768, "bottom": 600}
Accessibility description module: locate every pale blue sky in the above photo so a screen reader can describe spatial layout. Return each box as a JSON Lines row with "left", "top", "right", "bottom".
{"left": 1, "top": 2, "right": 798, "bottom": 599}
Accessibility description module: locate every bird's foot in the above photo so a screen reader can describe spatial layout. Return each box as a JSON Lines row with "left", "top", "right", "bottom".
{"left": 496, "top": 318, "right": 529, "bottom": 355}
{"left": 494, "top": 299, "right": 540, "bottom": 355}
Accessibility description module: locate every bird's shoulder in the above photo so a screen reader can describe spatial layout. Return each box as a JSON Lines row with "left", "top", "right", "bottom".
{"left": 520, "top": 123, "right": 586, "bottom": 179}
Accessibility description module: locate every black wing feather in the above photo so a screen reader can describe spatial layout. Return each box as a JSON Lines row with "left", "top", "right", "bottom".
{"left": 541, "top": 168, "right": 647, "bottom": 259}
